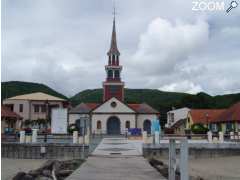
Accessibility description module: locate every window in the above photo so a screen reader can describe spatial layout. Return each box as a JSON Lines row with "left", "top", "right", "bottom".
{"left": 226, "top": 122, "right": 232, "bottom": 131}
{"left": 112, "top": 54, "right": 115, "bottom": 64}
{"left": 34, "top": 105, "right": 40, "bottom": 113}
{"left": 108, "top": 70, "right": 113, "bottom": 78}
{"left": 116, "top": 56, "right": 119, "bottom": 65}
{"left": 97, "top": 121, "right": 102, "bottom": 129}
{"left": 41, "top": 105, "right": 46, "bottom": 113}
{"left": 211, "top": 124, "right": 218, "bottom": 132}
{"left": 125, "top": 121, "right": 130, "bottom": 129}
{"left": 111, "top": 101, "right": 117, "bottom": 108}
{"left": 115, "top": 70, "right": 120, "bottom": 78}
{"left": 19, "top": 104, "right": 23, "bottom": 112}
{"left": 108, "top": 56, "right": 111, "bottom": 64}
{"left": 170, "top": 113, "right": 174, "bottom": 123}
{"left": 5, "top": 104, "right": 14, "bottom": 111}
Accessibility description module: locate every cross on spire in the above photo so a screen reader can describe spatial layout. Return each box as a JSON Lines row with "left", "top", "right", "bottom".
{"left": 113, "top": 0, "right": 117, "bottom": 20}
{"left": 108, "top": 1, "right": 120, "bottom": 55}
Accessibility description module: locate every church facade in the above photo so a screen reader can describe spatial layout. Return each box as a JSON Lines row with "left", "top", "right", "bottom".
{"left": 69, "top": 17, "right": 159, "bottom": 135}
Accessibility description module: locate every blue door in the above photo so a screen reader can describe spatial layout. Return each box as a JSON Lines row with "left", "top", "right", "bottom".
{"left": 107, "top": 117, "right": 120, "bottom": 134}
{"left": 143, "top": 120, "right": 151, "bottom": 134}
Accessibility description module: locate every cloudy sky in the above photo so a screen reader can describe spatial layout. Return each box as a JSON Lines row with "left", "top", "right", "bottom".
{"left": 2, "top": 0, "right": 240, "bottom": 97}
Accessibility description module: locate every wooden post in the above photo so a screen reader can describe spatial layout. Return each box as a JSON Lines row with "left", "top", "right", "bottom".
{"left": 20, "top": 131, "right": 25, "bottom": 143}
{"left": 180, "top": 138, "right": 188, "bottom": 180}
{"left": 73, "top": 131, "right": 78, "bottom": 144}
{"left": 169, "top": 139, "right": 176, "bottom": 180}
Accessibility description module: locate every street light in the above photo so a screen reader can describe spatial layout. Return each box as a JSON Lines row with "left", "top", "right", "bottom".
{"left": 44, "top": 100, "right": 49, "bottom": 143}
{"left": 205, "top": 113, "right": 209, "bottom": 130}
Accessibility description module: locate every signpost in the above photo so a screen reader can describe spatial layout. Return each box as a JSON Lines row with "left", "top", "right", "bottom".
{"left": 79, "top": 115, "right": 89, "bottom": 159}
{"left": 51, "top": 108, "right": 68, "bottom": 134}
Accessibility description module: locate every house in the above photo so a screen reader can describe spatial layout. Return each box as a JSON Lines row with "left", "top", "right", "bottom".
{"left": 1, "top": 105, "right": 22, "bottom": 133}
{"left": 170, "top": 118, "right": 186, "bottom": 134}
{"left": 211, "top": 102, "right": 240, "bottom": 133}
{"left": 166, "top": 107, "right": 190, "bottom": 128}
{"left": 186, "top": 109, "right": 226, "bottom": 132}
{"left": 3, "top": 92, "right": 68, "bottom": 128}
{"left": 68, "top": 17, "right": 160, "bottom": 135}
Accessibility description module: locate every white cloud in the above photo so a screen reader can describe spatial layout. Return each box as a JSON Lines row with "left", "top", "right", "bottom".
{"left": 2, "top": 0, "right": 240, "bottom": 96}
{"left": 128, "top": 17, "right": 209, "bottom": 75}
{"left": 160, "top": 80, "right": 203, "bottom": 94}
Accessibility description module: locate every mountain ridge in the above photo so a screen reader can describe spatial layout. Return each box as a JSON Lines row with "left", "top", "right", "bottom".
{"left": 2, "top": 81, "right": 240, "bottom": 126}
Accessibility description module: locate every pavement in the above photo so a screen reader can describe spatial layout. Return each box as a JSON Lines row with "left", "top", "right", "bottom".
{"left": 92, "top": 137, "right": 143, "bottom": 156}
{"left": 67, "top": 138, "right": 166, "bottom": 180}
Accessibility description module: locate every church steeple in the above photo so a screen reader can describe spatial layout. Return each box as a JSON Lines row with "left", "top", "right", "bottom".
{"left": 103, "top": 10, "right": 124, "bottom": 102}
{"left": 107, "top": 17, "right": 120, "bottom": 56}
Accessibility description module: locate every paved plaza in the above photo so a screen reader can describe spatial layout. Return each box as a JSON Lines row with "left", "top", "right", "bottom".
{"left": 67, "top": 138, "right": 166, "bottom": 180}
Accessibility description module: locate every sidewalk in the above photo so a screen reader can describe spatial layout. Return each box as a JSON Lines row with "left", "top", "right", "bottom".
{"left": 67, "top": 138, "right": 166, "bottom": 180}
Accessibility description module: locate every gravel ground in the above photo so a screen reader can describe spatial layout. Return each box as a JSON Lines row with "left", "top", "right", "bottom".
{"left": 155, "top": 156, "right": 240, "bottom": 180}
{"left": 189, "top": 156, "right": 240, "bottom": 180}
{"left": 1, "top": 158, "right": 46, "bottom": 180}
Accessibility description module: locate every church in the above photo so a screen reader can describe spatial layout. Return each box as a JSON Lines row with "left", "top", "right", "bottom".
{"left": 69, "top": 17, "right": 159, "bottom": 135}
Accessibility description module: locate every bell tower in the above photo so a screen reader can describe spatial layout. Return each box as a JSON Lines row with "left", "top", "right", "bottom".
{"left": 103, "top": 15, "right": 124, "bottom": 101}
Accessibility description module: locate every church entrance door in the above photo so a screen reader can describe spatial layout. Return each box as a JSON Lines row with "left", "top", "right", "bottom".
{"left": 107, "top": 116, "right": 120, "bottom": 135}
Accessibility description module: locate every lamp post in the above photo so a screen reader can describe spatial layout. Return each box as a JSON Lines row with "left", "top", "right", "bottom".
{"left": 205, "top": 113, "right": 209, "bottom": 130}
{"left": 44, "top": 100, "right": 49, "bottom": 143}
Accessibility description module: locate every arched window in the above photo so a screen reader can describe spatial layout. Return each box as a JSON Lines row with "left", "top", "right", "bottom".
{"left": 112, "top": 54, "right": 115, "bottom": 65}
{"left": 116, "top": 56, "right": 119, "bottom": 65}
{"left": 125, "top": 121, "right": 130, "bottom": 129}
{"left": 108, "top": 55, "right": 111, "bottom": 65}
{"left": 97, "top": 120, "right": 102, "bottom": 129}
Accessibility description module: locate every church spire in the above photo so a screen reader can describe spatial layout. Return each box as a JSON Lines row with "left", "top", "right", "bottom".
{"left": 107, "top": 7, "right": 120, "bottom": 56}
{"left": 103, "top": 5, "right": 124, "bottom": 102}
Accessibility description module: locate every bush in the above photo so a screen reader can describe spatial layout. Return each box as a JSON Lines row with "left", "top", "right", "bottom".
{"left": 68, "top": 124, "right": 79, "bottom": 134}
{"left": 191, "top": 123, "right": 208, "bottom": 134}
{"left": 24, "top": 119, "right": 32, "bottom": 126}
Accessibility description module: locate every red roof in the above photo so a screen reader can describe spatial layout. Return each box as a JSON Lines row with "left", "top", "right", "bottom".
{"left": 128, "top": 104, "right": 141, "bottom": 110}
{"left": 128, "top": 103, "right": 159, "bottom": 114}
{"left": 70, "top": 102, "right": 159, "bottom": 114}
{"left": 1, "top": 105, "right": 22, "bottom": 119}
{"left": 190, "top": 109, "right": 226, "bottom": 124}
{"left": 213, "top": 102, "right": 240, "bottom": 123}
{"left": 85, "top": 103, "right": 99, "bottom": 110}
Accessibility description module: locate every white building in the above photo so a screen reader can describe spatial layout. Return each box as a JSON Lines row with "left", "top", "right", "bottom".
{"left": 68, "top": 17, "right": 159, "bottom": 135}
{"left": 166, "top": 107, "right": 190, "bottom": 128}
{"left": 69, "top": 97, "right": 159, "bottom": 134}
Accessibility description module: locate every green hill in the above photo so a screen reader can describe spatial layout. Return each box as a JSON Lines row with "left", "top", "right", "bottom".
{"left": 70, "top": 88, "right": 240, "bottom": 126}
{"left": 1, "top": 81, "right": 68, "bottom": 100}
{"left": 70, "top": 88, "right": 188, "bottom": 107}
{"left": 70, "top": 88, "right": 240, "bottom": 109}
{"left": 2, "top": 81, "right": 240, "bottom": 127}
